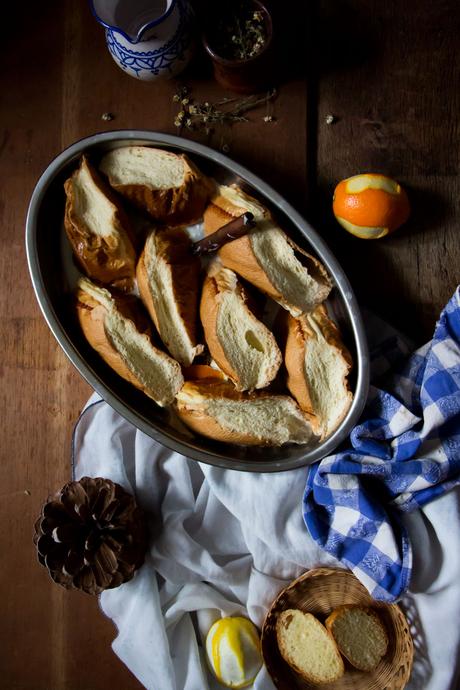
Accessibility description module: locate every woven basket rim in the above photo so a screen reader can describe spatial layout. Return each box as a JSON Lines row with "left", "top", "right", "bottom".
{"left": 261, "top": 566, "right": 414, "bottom": 690}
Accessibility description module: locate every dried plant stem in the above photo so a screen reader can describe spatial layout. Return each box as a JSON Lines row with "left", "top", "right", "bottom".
{"left": 173, "top": 86, "right": 277, "bottom": 135}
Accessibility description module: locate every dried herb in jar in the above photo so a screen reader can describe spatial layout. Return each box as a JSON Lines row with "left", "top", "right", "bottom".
{"left": 212, "top": 1, "right": 267, "bottom": 61}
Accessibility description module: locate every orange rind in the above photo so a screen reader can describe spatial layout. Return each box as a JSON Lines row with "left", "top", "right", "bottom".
{"left": 333, "top": 173, "right": 410, "bottom": 239}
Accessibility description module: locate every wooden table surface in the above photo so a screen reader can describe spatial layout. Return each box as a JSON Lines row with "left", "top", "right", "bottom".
{"left": 1, "top": 1, "right": 458, "bottom": 688}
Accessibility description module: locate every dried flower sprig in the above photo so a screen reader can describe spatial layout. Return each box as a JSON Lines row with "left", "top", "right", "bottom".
{"left": 173, "top": 86, "right": 277, "bottom": 135}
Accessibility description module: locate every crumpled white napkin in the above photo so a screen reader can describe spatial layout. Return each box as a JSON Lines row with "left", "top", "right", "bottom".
{"left": 73, "top": 396, "right": 460, "bottom": 690}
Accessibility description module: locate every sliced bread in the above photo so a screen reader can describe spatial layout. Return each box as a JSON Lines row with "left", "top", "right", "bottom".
{"left": 64, "top": 156, "right": 136, "bottom": 291}
{"left": 203, "top": 184, "right": 332, "bottom": 317}
{"left": 200, "top": 265, "right": 282, "bottom": 391}
{"left": 325, "top": 606, "right": 389, "bottom": 672}
{"left": 283, "top": 304, "right": 353, "bottom": 439}
{"left": 276, "top": 609, "right": 345, "bottom": 684}
{"left": 136, "top": 228, "right": 204, "bottom": 367}
{"left": 175, "top": 380, "right": 316, "bottom": 446}
{"left": 76, "top": 277, "right": 183, "bottom": 406}
{"left": 99, "top": 146, "right": 213, "bottom": 225}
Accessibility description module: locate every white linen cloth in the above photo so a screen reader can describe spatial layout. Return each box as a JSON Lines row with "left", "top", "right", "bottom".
{"left": 73, "top": 395, "right": 460, "bottom": 690}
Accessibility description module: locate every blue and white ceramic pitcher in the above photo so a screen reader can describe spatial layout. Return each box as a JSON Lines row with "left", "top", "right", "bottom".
{"left": 89, "top": 0, "right": 195, "bottom": 81}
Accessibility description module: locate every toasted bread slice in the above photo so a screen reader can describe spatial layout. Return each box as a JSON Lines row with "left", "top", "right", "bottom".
{"left": 203, "top": 185, "right": 332, "bottom": 317}
{"left": 64, "top": 156, "right": 136, "bottom": 291}
{"left": 200, "top": 265, "right": 282, "bottom": 391}
{"left": 175, "top": 380, "right": 315, "bottom": 446}
{"left": 99, "top": 146, "right": 213, "bottom": 225}
{"left": 276, "top": 609, "right": 345, "bottom": 684}
{"left": 325, "top": 606, "right": 389, "bottom": 672}
{"left": 136, "top": 228, "right": 204, "bottom": 367}
{"left": 76, "top": 277, "right": 183, "bottom": 406}
{"left": 283, "top": 305, "right": 353, "bottom": 439}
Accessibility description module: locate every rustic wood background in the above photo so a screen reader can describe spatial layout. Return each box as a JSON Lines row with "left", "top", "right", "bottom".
{"left": 1, "top": 0, "right": 458, "bottom": 688}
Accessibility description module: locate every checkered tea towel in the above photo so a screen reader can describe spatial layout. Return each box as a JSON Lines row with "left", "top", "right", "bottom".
{"left": 303, "top": 287, "right": 460, "bottom": 602}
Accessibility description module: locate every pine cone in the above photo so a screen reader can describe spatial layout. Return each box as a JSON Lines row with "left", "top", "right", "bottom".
{"left": 33, "top": 477, "right": 148, "bottom": 595}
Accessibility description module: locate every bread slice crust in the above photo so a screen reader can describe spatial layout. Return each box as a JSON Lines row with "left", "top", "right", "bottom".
{"left": 284, "top": 305, "right": 353, "bottom": 439}
{"left": 276, "top": 609, "right": 345, "bottom": 684}
{"left": 175, "top": 380, "right": 315, "bottom": 446}
{"left": 64, "top": 156, "right": 136, "bottom": 291}
{"left": 76, "top": 278, "right": 183, "bottom": 406}
{"left": 136, "top": 228, "right": 204, "bottom": 367}
{"left": 99, "top": 146, "right": 213, "bottom": 225}
{"left": 203, "top": 185, "right": 332, "bottom": 317}
{"left": 200, "top": 266, "right": 282, "bottom": 391}
{"left": 325, "top": 605, "right": 389, "bottom": 672}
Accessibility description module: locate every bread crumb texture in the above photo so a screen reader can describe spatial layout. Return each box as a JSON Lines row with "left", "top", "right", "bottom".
{"left": 215, "top": 185, "right": 331, "bottom": 316}
{"left": 105, "top": 311, "right": 182, "bottom": 406}
{"left": 78, "top": 277, "right": 183, "bottom": 407}
{"left": 207, "top": 397, "right": 312, "bottom": 445}
{"left": 175, "top": 382, "right": 315, "bottom": 446}
{"left": 139, "top": 230, "right": 202, "bottom": 366}
{"left": 213, "top": 268, "right": 281, "bottom": 390}
{"left": 304, "top": 312, "right": 351, "bottom": 436}
{"left": 251, "top": 227, "right": 329, "bottom": 315}
{"left": 326, "top": 606, "right": 388, "bottom": 671}
{"left": 276, "top": 609, "right": 344, "bottom": 683}
{"left": 100, "top": 146, "right": 185, "bottom": 189}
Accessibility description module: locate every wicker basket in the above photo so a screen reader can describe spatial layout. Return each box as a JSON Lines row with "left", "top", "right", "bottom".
{"left": 261, "top": 568, "right": 413, "bottom": 690}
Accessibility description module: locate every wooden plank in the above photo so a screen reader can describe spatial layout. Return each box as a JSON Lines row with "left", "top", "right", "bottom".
{"left": 314, "top": 0, "right": 460, "bottom": 343}
{"left": 1, "top": 3, "right": 146, "bottom": 689}
{"left": 0, "top": 1, "right": 309, "bottom": 688}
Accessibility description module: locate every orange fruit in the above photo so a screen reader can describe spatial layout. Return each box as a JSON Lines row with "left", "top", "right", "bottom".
{"left": 332, "top": 173, "right": 410, "bottom": 239}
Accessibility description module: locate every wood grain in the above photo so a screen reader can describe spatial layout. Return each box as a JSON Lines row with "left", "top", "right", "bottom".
{"left": 311, "top": 0, "right": 459, "bottom": 342}
{"left": 0, "top": 0, "right": 458, "bottom": 688}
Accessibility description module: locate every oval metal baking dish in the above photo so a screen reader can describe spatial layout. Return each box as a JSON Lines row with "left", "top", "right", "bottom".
{"left": 26, "top": 130, "right": 369, "bottom": 472}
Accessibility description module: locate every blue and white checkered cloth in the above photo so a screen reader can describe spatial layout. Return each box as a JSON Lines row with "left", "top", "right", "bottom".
{"left": 303, "top": 287, "right": 460, "bottom": 602}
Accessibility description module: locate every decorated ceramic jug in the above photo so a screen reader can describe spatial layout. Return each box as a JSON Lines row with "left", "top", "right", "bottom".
{"left": 89, "top": 0, "right": 195, "bottom": 81}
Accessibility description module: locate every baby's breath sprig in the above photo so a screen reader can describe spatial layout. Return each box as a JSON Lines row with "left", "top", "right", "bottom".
{"left": 172, "top": 86, "right": 277, "bottom": 136}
